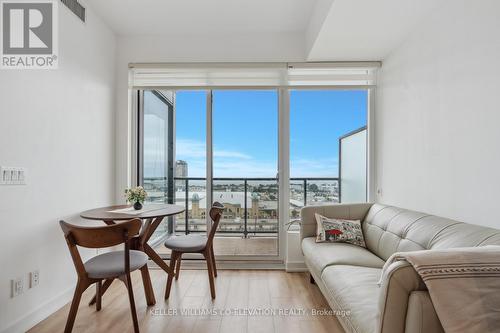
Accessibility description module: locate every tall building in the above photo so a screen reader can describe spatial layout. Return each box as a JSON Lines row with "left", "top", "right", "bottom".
{"left": 175, "top": 160, "right": 188, "bottom": 178}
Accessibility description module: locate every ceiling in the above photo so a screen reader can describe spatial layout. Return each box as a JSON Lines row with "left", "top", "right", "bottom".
{"left": 307, "top": 0, "right": 440, "bottom": 61}
{"left": 86, "top": 0, "right": 317, "bottom": 36}
{"left": 85, "top": 0, "right": 440, "bottom": 61}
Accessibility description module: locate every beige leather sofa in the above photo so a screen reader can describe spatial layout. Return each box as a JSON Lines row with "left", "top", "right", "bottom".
{"left": 300, "top": 203, "right": 500, "bottom": 333}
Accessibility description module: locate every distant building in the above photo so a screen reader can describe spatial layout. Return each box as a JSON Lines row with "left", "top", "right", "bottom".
{"left": 182, "top": 191, "right": 277, "bottom": 221}
{"left": 175, "top": 160, "right": 188, "bottom": 177}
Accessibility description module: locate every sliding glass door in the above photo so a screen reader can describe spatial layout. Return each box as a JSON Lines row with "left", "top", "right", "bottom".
{"left": 212, "top": 90, "right": 279, "bottom": 256}
{"left": 172, "top": 91, "right": 208, "bottom": 234}
{"left": 138, "top": 89, "right": 280, "bottom": 258}
{"left": 137, "top": 88, "right": 369, "bottom": 260}
{"left": 138, "top": 89, "right": 209, "bottom": 256}
{"left": 138, "top": 90, "right": 173, "bottom": 243}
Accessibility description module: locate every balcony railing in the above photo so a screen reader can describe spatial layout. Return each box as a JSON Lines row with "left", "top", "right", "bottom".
{"left": 143, "top": 177, "right": 339, "bottom": 237}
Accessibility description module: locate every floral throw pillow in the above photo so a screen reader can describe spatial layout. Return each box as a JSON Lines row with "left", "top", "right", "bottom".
{"left": 315, "top": 213, "right": 366, "bottom": 247}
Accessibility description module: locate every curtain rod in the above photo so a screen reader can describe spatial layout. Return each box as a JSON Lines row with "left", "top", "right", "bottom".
{"left": 128, "top": 61, "right": 382, "bottom": 69}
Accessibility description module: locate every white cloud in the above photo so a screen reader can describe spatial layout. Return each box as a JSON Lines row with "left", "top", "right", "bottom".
{"left": 146, "top": 138, "right": 338, "bottom": 179}
{"left": 214, "top": 150, "right": 251, "bottom": 159}
{"left": 176, "top": 138, "right": 274, "bottom": 177}
{"left": 176, "top": 139, "right": 251, "bottom": 160}
{"left": 213, "top": 159, "right": 277, "bottom": 178}
{"left": 291, "top": 158, "right": 338, "bottom": 178}
{"left": 176, "top": 139, "right": 206, "bottom": 158}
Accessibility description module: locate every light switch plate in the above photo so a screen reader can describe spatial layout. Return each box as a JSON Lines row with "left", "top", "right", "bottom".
{"left": 11, "top": 278, "right": 23, "bottom": 297}
{"left": 0, "top": 167, "right": 26, "bottom": 185}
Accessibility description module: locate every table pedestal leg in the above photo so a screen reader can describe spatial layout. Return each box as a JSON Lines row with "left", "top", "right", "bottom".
{"left": 143, "top": 243, "right": 175, "bottom": 276}
{"left": 140, "top": 265, "right": 156, "bottom": 305}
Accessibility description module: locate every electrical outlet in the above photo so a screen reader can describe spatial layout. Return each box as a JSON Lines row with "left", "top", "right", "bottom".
{"left": 11, "top": 278, "right": 23, "bottom": 297}
{"left": 30, "top": 270, "right": 39, "bottom": 288}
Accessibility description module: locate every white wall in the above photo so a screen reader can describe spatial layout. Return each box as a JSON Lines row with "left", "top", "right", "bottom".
{"left": 375, "top": 0, "right": 500, "bottom": 228}
{"left": 115, "top": 33, "right": 306, "bottom": 200}
{"left": 0, "top": 5, "right": 116, "bottom": 332}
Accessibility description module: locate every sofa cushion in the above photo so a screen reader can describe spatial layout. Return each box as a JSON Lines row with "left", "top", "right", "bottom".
{"left": 301, "top": 203, "right": 373, "bottom": 240}
{"left": 362, "top": 203, "right": 500, "bottom": 260}
{"left": 315, "top": 213, "right": 366, "bottom": 247}
{"left": 321, "top": 265, "right": 381, "bottom": 333}
{"left": 302, "top": 237, "right": 385, "bottom": 274}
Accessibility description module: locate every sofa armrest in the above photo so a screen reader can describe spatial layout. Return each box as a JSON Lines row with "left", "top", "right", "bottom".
{"left": 405, "top": 291, "right": 444, "bottom": 333}
{"left": 300, "top": 203, "right": 373, "bottom": 241}
{"left": 377, "top": 261, "right": 443, "bottom": 333}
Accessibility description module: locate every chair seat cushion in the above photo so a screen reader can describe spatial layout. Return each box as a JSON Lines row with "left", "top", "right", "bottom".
{"left": 84, "top": 250, "right": 148, "bottom": 279}
{"left": 164, "top": 235, "right": 207, "bottom": 252}
{"left": 321, "top": 265, "right": 382, "bottom": 333}
{"left": 302, "top": 237, "right": 385, "bottom": 274}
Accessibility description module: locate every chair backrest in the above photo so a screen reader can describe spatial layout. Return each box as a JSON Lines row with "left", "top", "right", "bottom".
{"left": 60, "top": 219, "right": 142, "bottom": 248}
{"left": 207, "top": 202, "right": 224, "bottom": 247}
{"left": 60, "top": 219, "right": 142, "bottom": 278}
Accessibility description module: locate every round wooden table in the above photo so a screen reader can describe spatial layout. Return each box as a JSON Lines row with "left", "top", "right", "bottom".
{"left": 80, "top": 204, "right": 185, "bottom": 306}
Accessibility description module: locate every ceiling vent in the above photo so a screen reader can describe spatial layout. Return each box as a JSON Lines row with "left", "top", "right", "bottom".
{"left": 61, "top": 0, "right": 86, "bottom": 22}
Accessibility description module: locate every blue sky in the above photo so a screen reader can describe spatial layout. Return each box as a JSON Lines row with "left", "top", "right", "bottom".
{"left": 290, "top": 90, "right": 367, "bottom": 177}
{"left": 145, "top": 89, "right": 367, "bottom": 178}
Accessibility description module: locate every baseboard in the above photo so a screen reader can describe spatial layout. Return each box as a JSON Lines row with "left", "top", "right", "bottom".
{"left": 1, "top": 286, "right": 74, "bottom": 333}
{"left": 285, "top": 261, "right": 307, "bottom": 272}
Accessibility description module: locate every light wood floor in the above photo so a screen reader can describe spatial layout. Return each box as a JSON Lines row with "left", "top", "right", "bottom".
{"left": 29, "top": 269, "right": 344, "bottom": 333}
{"left": 156, "top": 237, "right": 278, "bottom": 256}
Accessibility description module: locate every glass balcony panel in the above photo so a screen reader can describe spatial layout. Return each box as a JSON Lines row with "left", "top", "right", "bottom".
{"left": 187, "top": 179, "right": 207, "bottom": 233}
{"left": 305, "top": 180, "right": 339, "bottom": 206}
{"left": 289, "top": 179, "right": 305, "bottom": 221}
{"left": 246, "top": 180, "right": 279, "bottom": 235}
{"left": 212, "top": 179, "right": 246, "bottom": 235}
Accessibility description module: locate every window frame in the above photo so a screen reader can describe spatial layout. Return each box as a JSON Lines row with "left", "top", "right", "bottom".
{"left": 130, "top": 86, "right": 375, "bottom": 266}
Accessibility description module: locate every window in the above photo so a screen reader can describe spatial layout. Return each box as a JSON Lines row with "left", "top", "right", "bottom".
{"left": 133, "top": 63, "right": 377, "bottom": 260}
{"left": 289, "top": 90, "right": 368, "bottom": 220}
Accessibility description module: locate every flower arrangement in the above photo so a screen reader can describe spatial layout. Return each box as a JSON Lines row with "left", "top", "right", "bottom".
{"left": 125, "top": 186, "right": 147, "bottom": 210}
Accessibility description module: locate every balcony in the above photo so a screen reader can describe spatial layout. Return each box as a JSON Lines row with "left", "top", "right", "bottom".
{"left": 144, "top": 177, "right": 338, "bottom": 256}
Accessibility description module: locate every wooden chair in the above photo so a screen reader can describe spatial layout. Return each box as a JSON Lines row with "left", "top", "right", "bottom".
{"left": 164, "top": 202, "right": 224, "bottom": 299}
{"left": 60, "top": 218, "right": 150, "bottom": 333}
